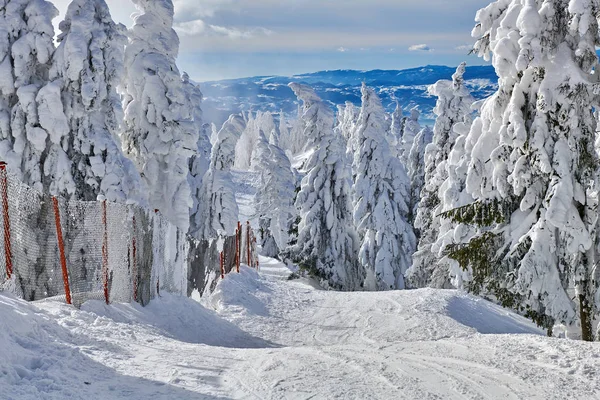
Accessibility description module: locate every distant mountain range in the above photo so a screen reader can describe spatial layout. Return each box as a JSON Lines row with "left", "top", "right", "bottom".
{"left": 199, "top": 65, "right": 498, "bottom": 128}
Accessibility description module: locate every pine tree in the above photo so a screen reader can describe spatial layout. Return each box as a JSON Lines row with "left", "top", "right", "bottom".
{"left": 399, "top": 107, "right": 420, "bottom": 166}
{"left": 266, "top": 132, "right": 297, "bottom": 255}
{"left": 335, "top": 101, "right": 359, "bottom": 157}
{"left": 406, "top": 63, "right": 474, "bottom": 288}
{"left": 0, "top": 0, "right": 59, "bottom": 192}
{"left": 446, "top": 0, "right": 600, "bottom": 339}
{"left": 287, "top": 83, "right": 361, "bottom": 289}
{"left": 353, "top": 84, "right": 416, "bottom": 290}
{"left": 120, "top": 0, "right": 197, "bottom": 231}
{"left": 431, "top": 120, "right": 478, "bottom": 289}
{"left": 48, "top": 0, "right": 143, "bottom": 203}
{"left": 406, "top": 125, "right": 433, "bottom": 224}
{"left": 277, "top": 110, "right": 292, "bottom": 156}
{"left": 390, "top": 101, "right": 404, "bottom": 156}
{"left": 193, "top": 121, "right": 239, "bottom": 240}
{"left": 252, "top": 129, "right": 296, "bottom": 257}
{"left": 289, "top": 83, "right": 334, "bottom": 157}
{"left": 214, "top": 113, "right": 245, "bottom": 170}
{"left": 183, "top": 72, "right": 212, "bottom": 236}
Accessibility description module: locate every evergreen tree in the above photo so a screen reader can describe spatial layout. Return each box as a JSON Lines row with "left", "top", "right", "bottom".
{"left": 399, "top": 107, "right": 420, "bottom": 166}
{"left": 445, "top": 0, "right": 600, "bottom": 340}
{"left": 120, "top": 0, "right": 197, "bottom": 231}
{"left": 353, "top": 84, "right": 416, "bottom": 290}
{"left": 49, "top": 0, "right": 143, "bottom": 203}
{"left": 266, "top": 132, "right": 297, "bottom": 255}
{"left": 215, "top": 113, "right": 245, "bottom": 170}
{"left": 0, "top": 0, "right": 59, "bottom": 192}
{"left": 287, "top": 83, "right": 361, "bottom": 289}
{"left": 390, "top": 101, "right": 404, "bottom": 156}
{"left": 335, "top": 101, "right": 359, "bottom": 160}
{"left": 277, "top": 110, "right": 293, "bottom": 156}
{"left": 252, "top": 129, "right": 296, "bottom": 257}
{"left": 193, "top": 120, "right": 239, "bottom": 240}
{"left": 406, "top": 63, "right": 474, "bottom": 288}
{"left": 183, "top": 72, "right": 212, "bottom": 236}
{"left": 235, "top": 111, "right": 278, "bottom": 170}
{"left": 406, "top": 126, "right": 433, "bottom": 225}
{"left": 289, "top": 83, "right": 334, "bottom": 157}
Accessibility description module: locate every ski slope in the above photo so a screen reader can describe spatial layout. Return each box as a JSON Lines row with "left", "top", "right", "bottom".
{"left": 2, "top": 258, "right": 599, "bottom": 399}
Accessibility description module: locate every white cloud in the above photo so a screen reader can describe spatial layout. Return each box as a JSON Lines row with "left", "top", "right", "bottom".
{"left": 408, "top": 44, "right": 432, "bottom": 52}
{"left": 337, "top": 47, "right": 349, "bottom": 52}
{"left": 178, "top": 32, "right": 464, "bottom": 52}
{"left": 174, "top": 20, "right": 273, "bottom": 39}
{"left": 455, "top": 44, "right": 473, "bottom": 51}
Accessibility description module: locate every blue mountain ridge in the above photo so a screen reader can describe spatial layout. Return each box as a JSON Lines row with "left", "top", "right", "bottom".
{"left": 199, "top": 65, "right": 498, "bottom": 128}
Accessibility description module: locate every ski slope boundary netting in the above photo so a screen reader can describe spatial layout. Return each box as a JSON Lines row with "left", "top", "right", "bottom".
{"left": 0, "top": 165, "right": 259, "bottom": 306}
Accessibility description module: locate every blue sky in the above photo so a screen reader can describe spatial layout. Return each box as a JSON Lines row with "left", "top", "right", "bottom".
{"left": 52, "top": 0, "right": 492, "bottom": 82}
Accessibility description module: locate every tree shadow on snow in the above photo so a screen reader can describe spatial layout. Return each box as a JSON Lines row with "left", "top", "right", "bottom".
{"left": 445, "top": 296, "right": 543, "bottom": 336}
{"left": 81, "top": 293, "right": 280, "bottom": 348}
{"left": 0, "top": 295, "right": 232, "bottom": 400}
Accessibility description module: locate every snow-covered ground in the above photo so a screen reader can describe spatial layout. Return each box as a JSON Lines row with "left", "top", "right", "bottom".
{"left": 2, "top": 257, "right": 599, "bottom": 399}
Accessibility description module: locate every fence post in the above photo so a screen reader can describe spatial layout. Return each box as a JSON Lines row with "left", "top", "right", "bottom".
{"left": 102, "top": 200, "right": 109, "bottom": 304}
{"left": 154, "top": 209, "right": 160, "bottom": 297}
{"left": 132, "top": 215, "right": 138, "bottom": 302}
{"left": 237, "top": 221, "right": 241, "bottom": 272}
{"left": 52, "top": 196, "right": 72, "bottom": 305}
{"left": 246, "top": 221, "right": 250, "bottom": 266}
{"left": 235, "top": 222, "right": 240, "bottom": 274}
{"left": 0, "top": 162, "right": 12, "bottom": 279}
{"left": 253, "top": 236, "right": 257, "bottom": 269}
{"left": 220, "top": 251, "right": 225, "bottom": 279}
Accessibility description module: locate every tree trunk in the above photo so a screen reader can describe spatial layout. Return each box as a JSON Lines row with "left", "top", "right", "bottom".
{"left": 579, "top": 289, "right": 593, "bottom": 342}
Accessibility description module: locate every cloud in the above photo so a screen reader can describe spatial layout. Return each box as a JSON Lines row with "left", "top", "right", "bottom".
{"left": 337, "top": 47, "right": 349, "bottom": 52}
{"left": 455, "top": 44, "right": 473, "bottom": 51}
{"left": 408, "top": 44, "right": 432, "bottom": 52}
{"left": 174, "top": 20, "right": 273, "bottom": 39}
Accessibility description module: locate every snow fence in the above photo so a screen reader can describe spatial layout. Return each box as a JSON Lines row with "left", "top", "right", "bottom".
{"left": 0, "top": 164, "right": 259, "bottom": 307}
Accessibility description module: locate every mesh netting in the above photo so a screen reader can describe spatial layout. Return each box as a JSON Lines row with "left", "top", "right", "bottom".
{"left": 0, "top": 167, "right": 259, "bottom": 306}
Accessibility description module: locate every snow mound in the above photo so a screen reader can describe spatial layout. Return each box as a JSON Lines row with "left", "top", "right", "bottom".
{"left": 206, "top": 266, "right": 271, "bottom": 318}
{"left": 0, "top": 293, "right": 219, "bottom": 399}
{"left": 80, "top": 293, "right": 275, "bottom": 348}
{"left": 206, "top": 260, "right": 543, "bottom": 346}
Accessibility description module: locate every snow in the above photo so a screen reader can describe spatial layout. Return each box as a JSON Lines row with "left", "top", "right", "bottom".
{"left": 2, "top": 259, "right": 600, "bottom": 399}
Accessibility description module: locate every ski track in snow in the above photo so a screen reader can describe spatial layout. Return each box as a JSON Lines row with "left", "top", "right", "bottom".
{"left": 2, "top": 258, "right": 600, "bottom": 399}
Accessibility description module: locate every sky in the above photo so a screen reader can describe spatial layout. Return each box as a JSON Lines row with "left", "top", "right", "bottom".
{"left": 51, "top": 0, "right": 492, "bottom": 82}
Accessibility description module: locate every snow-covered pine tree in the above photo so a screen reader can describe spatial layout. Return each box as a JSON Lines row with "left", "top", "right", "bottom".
{"left": 406, "top": 125, "right": 433, "bottom": 225}
{"left": 192, "top": 120, "right": 239, "bottom": 240}
{"left": 277, "top": 110, "right": 293, "bottom": 156}
{"left": 251, "top": 129, "right": 278, "bottom": 255}
{"left": 390, "top": 101, "right": 404, "bottom": 156}
{"left": 214, "top": 114, "right": 245, "bottom": 170}
{"left": 48, "top": 0, "right": 144, "bottom": 203}
{"left": 353, "top": 84, "right": 416, "bottom": 290}
{"left": 398, "top": 107, "right": 421, "bottom": 166}
{"left": 251, "top": 128, "right": 296, "bottom": 257}
{"left": 289, "top": 83, "right": 334, "bottom": 158}
{"left": 287, "top": 82, "right": 361, "bottom": 289}
{"left": 335, "top": 101, "right": 359, "bottom": 158}
{"left": 406, "top": 63, "right": 474, "bottom": 288}
{"left": 0, "top": 0, "right": 59, "bottom": 192}
{"left": 183, "top": 72, "right": 212, "bottom": 236}
{"left": 235, "top": 111, "right": 277, "bottom": 170}
{"left": 431, "top": 119, "right": 478, "bottom": 289}
{"left": 266, "top": 131, "right": 296, "bottom": 255}
{"left": 444, "top": 0, "right": 600, "bottom": 340}
{"left": 120, "top": 0, "right": 197, "bottom": 231}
